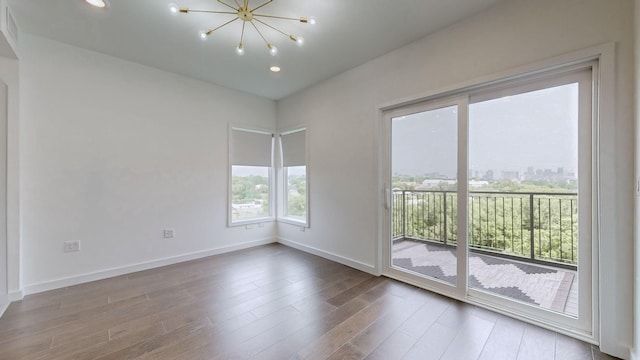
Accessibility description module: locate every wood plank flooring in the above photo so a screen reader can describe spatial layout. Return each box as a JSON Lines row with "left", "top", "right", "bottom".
{"left": 0, "top": 244, "right": 617, "bottom": 359}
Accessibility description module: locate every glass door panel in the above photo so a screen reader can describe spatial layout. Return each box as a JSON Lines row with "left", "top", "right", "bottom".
{"left": 391, "top": 105, "right": 458, "bottom": 286}
{"left": 468, "top": 82, "right": 581, "bottom": 317}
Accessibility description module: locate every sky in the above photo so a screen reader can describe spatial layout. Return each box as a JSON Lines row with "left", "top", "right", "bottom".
{"left": 392, "top": 83, "right": 579, "bottom": 178}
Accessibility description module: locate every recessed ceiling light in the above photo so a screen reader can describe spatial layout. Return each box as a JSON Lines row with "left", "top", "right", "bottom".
{"left": 270, "top": 66, "right": 281, "bottom": 73}
{"left": 85, "top": 0, "right": 107, "bottom": 8}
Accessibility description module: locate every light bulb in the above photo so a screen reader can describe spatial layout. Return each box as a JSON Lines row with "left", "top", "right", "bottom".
{"left": 235, "top": 44, "right": 245, "bottom": 56}
{"left": 270, "top": 66, "right": 281, "bottom": 73}
{"left": 308, "top": 17, "right": 316, "bottom": 25}
{"left": 85, "top": 0, "right": 107, "bottom": 8}
{"left": 295, "top": 36, "right": 305, "bottom": 47}
{"left": 199, "top": 30, "right": 208, "bottom": 40}
{"left": 168, "top": 3, "right": 179, "bottom": 14}
{"left": 268, "top": 44, "right": 278, "bottom": 56}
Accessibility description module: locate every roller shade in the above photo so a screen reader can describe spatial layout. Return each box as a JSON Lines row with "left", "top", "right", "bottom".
{"left": 280, "top": 129, "right": 306, "bottom": 167}
{"left": 231, "top": 128, "right": 273, "bottom": 167}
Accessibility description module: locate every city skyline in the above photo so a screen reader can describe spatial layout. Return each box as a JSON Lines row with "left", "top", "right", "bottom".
{"left": 394, "top": 165, "right": 577, "bottom": 180}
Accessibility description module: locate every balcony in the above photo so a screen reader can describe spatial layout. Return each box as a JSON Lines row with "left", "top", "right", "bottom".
{"left": 391, "top": 189, "right": 578, "bottom": 316}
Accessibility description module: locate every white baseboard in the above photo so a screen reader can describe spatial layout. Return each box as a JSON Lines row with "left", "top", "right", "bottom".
{"left": 0, "top": 294, "right": 8, "bottom": 318}
{"left": 8, "top": 290, "right": 22, "bottom": 301}
{"left": 23, "top": 237, "right": 276, "bottom": 296}
{"left": 277, "top": 237, "right": 376, "bottom": 275}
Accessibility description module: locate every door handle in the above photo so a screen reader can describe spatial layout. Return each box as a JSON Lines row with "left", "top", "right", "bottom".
{"left": 384, "top": 187, "right": 390, "bottom": 210}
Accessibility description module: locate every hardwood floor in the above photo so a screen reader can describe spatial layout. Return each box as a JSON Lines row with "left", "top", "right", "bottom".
{"left": 0, "top": 244, "right": 617, "bottom": 359}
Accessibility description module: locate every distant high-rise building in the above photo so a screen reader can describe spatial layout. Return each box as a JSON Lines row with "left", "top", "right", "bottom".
{"left": 502, "top": 171, "right": 520, "bottom": 181}
{"left": 483, "top": 169, "right": 494, "bottom": 180}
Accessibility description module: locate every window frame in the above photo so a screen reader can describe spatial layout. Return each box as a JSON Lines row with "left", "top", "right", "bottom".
{"left": 277, "top": 127, "right": 309, "bottom": 227}
{"left": 228, "top": 125, "right": 276, "bottom": 227}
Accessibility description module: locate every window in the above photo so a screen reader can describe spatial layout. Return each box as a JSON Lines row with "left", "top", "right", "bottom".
{"left": 279, "top": 128, "right": 308, "bottom": 225}
{"left": 229, "top": 126, "right": 274, "bottom": 225}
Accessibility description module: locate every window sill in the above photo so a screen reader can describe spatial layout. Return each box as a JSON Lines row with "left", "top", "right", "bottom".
{"left": 278, "top": 217, "right": 308, "bottom": 228}
{"left": 229, "top": 217, "right": 275, "bottom": 227}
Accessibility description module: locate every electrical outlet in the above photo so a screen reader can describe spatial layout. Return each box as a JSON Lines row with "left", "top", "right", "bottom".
{"left": 163, "top": 229, "right": 175, "bottom": 238}
{"left": 63, "top": 241, "right": 80, "bottom": 253}
{"left": 299, "top": 226, "right": 305, "bottom": 232}
{"left": 245, "top": 224, "right": 254, "bottom": 230}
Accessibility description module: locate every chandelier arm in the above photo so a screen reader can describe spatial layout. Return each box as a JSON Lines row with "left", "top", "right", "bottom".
{"left": 216, "top": 0, "right": 239, "bottom": 11}
{"left": 250, "top": 0, "right": 273, "bottom": 12}
{"left": 207, "top": 17, "right": 240, "bottom": 35}
{"left": 239, "top": 21, "right": 246, "bottom": 44}
{"left": 248, "top": 20, "right": 271, "bottom": 46}
{"left": 232, "top": 0, "right": 242, "bottom": 9}
{"left": 252, "top": 13, "right": 305, "bottom": 22}
{"left": 252, "top": 18, "right": 289, "bottom": 38}
{"left": 183, "top": 9, "right": 238, "bottom": 15}
{"left": 244, "top": 0, "right": 249, "bottom": 9}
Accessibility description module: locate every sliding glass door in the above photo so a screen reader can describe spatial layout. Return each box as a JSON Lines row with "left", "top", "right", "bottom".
{"left": 385, "top": 96, "right": 468, "bottom": 298}
{"left": 383, "top": 65, "right": 594, "bottom": 335}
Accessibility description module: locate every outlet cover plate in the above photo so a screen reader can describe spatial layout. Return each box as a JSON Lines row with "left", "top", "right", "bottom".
{"left": 63, "top": 241, "right": 80, "bottom": 252}
{"left": 163, "top": 229, "right": 175, "bottom": 238}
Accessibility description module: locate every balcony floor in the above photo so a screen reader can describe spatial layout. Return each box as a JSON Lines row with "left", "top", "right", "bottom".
{"left": 392, "top": 238, "right": 578, "bottom": 317}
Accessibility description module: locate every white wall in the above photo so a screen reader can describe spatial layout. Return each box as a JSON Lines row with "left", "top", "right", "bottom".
{"left": 19, "top": 35, "right": 277, "bottom": 293}
{"left": 277, "top": 0, "right": 635, "bottom": 358}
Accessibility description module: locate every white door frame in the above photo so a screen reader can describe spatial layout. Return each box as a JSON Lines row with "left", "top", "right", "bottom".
{"left": 376, "top": 44, "right": 615, "bottom": 346}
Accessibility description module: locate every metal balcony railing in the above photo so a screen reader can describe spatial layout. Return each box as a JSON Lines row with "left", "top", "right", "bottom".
{"left": 392, "top": 190, "right": 578, "bottom": 268}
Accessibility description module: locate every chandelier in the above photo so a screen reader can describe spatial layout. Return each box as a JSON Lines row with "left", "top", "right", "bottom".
{"left": 169, "top": 0, "right": 315, "bottom": 56}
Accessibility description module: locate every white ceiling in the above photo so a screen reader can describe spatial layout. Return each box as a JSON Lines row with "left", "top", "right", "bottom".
{"left": 8, "top": 0, "right": 504, "bottom": 100}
